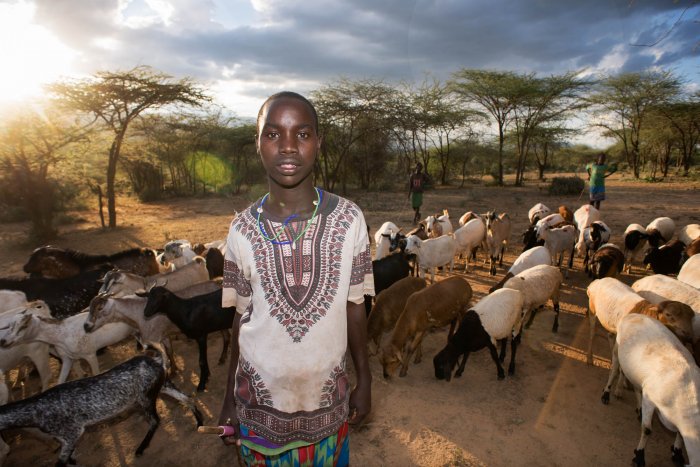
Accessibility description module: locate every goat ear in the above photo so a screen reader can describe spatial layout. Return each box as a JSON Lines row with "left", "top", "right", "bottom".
{"left": 135, "top": 289, "right": 148, "bottom": 297}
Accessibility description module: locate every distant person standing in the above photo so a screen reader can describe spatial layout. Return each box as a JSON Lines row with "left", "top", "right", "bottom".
{"left": 586, "top": 153, "right": 617, "bottom": 210}
{"left": 408, "top": 162, "right": 428, "bottom": 224}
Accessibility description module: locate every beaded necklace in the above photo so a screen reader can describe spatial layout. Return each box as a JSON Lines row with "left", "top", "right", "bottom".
{"left": 255, "top": 187, "right": 321, "bottom": 250}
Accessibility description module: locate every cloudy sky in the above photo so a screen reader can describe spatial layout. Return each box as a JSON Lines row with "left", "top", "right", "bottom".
{"left": 0, "top": 0, "right": 698, "bottom": 119}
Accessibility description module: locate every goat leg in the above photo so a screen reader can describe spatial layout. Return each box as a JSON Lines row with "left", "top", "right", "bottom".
{"left": 135, "top": 399, "right": 160, "bottom": 457}
{"left": 508, "top": 333, "right": 520, "bottom": 376}
{"left": 454, "top": 352, "right": 470, "bottom": 378}
{"left": 218, "top": 329, "right": 231, "bottom": 365}
{"left": 196, "top": 337, "right": 210, "bottom": 391}
{"left": 486, "top": 341, "right": 505, "bottom": 380}
{"left": 497, "top": 338, "right": 507, "bottom": 363}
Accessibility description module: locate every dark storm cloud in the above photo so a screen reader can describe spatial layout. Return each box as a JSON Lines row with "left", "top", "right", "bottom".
{"left": 29, "top": 0, "right": 700, "bottom": 109}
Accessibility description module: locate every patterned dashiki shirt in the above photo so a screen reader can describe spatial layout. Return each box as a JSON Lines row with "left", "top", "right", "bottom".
{"left": 222, "top": 189, "right": 374, "bottom": 446}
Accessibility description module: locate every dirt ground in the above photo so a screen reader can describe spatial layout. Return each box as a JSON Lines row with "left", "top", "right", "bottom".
{"left": 0, "top": 172, "right": 699, "bottom": 467}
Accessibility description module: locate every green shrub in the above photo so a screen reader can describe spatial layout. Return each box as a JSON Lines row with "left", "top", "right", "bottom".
{"left": 548, "top": 176, "right": 585, "bottom": 196}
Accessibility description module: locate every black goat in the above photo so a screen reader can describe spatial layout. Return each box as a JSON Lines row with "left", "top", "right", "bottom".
{"left": 521, "top": 225, "right": 544, "bottom": 252}
{"left": 23, "top": 246, "right": 159, "bottom": 279}
{"left": 0, "top": 265, "right": 111, "bottom": 319}
{"left": 644, "top": 239, "right": 685, "bottom": 275}
{"left": 0, "top": 354, "right": 202, "bottom": 466}
{"left": 364, "top": 251, "right": 411, "bottom": 316}
{"left": 138, "top": 287, "right": 235, "bottom": 391}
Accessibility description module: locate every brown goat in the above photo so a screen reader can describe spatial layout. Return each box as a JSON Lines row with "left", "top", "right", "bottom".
{"left": 24, "top": 246, "right": 159, "bottom": 279}
{"left": 558, "top": 205, "right": 574, "bottom": 223}
{"left": 686, "top": 237, "right": 700, "bottom": 258}
{"left": 589, "top": 244, "right": 625, "bottom": 279}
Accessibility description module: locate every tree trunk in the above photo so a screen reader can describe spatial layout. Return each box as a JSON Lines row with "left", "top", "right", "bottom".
{"left": 107, "top": 130, "right": 126, "bottom": 228}
{"left": 497, "top": 126, "right": 504, "bottom": 186}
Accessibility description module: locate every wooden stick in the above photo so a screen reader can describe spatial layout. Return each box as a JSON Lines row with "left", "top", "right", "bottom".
{"left": 197, "top": 425, "right": 225, "bottom": 435}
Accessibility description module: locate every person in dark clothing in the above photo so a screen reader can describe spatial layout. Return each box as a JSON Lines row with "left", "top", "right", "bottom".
{"left": 408, "top": 163, "right": 428, "bottom": 224}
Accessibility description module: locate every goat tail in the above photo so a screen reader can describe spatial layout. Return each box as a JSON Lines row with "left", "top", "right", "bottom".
{"left": 160, "top": 380, "right": 203, "bottom": 427}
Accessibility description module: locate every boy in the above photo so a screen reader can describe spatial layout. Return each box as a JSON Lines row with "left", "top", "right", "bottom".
{"left": 218, "top": 92, "right": 373, "bottom": 466}
{"left": 586, "top": 153, "right": 617, "bottom": 210}
{"left": 408, "top": 162, "right": 428, "bottom": 224}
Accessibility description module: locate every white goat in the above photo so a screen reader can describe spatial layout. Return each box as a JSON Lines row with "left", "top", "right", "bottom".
{"left": 539, "top": 224, "right": 576, "bottom": 278}
{"left": 489, "top": 246, "right": 552, "bottom": 293}
{"left": 610, "top": 314, "right": 700, "bottom": 467}
{"left": 452, "top": 218, "right": 486, "bottom": 272}
{"left": 161, "top": 239, "right": 198, "bottom": 269}
{"left": 485, "top": 211, "right": 511, "bottom": 276}
{"left": 574, "top": 204, "right": 600, "bottom": 257}
{"left": 100, "top": 256, "right": 209, "bottom": 298}
{"left": 504, "top": 264, "right": 563, "bottom": 332}
{"left": 404, "top": 234, "right": 457, "bottom": 282}
{"left": 0, "top": 291, "right": 27, "bottom": 314}
{"left": 425, "top": 210, "right": 453, "bottom": 238}
{"left": 534, "top": 213, "right": 566, "bottom": 239}
{"left": 0, "top": 311, "right": 133, "bottom": 384}
{"left": 374, "top": 221, "right": 401, "bottom": 261}
{"left": 623, "top": 223, "right": 648, "bottom": 273}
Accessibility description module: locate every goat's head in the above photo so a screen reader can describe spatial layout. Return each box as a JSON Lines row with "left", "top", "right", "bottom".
{"left": 85, "top": 293, "right": 113, "bottom": 332}
{"left": 0, "top": 312, "right": 33, "bottom": 348}
{"left": 656, "top": 300, "right": 695, "bottom": 343}
{"left": 141, "top": 286, "right": 170, "bottom": 317}
{"left": 379, "top": 347, "right": 404, "bottom": 379}
{"left": 432, "top": 345, "right": 458, "bottom": 382}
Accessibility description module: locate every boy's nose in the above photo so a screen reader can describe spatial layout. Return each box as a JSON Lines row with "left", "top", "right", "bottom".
{"left": 279, "top": 133, "right": 298, "bottom": 153}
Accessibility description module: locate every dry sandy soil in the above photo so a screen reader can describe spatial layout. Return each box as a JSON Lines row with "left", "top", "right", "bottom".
{"left": 0, "top": 173, "right": 699, "bottom": 467}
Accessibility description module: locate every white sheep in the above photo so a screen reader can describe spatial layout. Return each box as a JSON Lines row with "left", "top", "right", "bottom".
{"left": 504, "top": 264, "right": 563, "bottom": 332}
{"left": 586, "top": 278, "right": 695, "bottom": 366}
{"left": 610, "top": 313, "right": 700, "bottom": 467}
{"left": 485, "top": 211, "right": 511, "bottom": 276}
{"left": 645, "top": 216, "right": 675, "bottom": 248}
{"left": 374, "top": 221, "right": 401, "bottom": 261}
{"left": 539, "top": 224, "right": 576, "bottom": 278}
{"left": 433, "top": 288, "right": 524, "bottom": 381}
{"left": 489, "top": 246, "right": 552, "bottom": 293}
{"left": 576, "top": 220, "right": 611, "bottom": 273}
{"left": 452, "top": 218, "right": 486, "bottom": 272}
{"left": 0, "top": 291, "right": 27, "bottom": 314}
{"left": 678, "top": 254, "right": 700, "bottom": 289}
{"left": 678, "top": 223, "right": 700, "bottom": 246}
{"left": 573, "top": 204, "right": 600, "bottom": 255}
{"left": 623, "top": 223, "right": 648, "bottom": 273}
{"left": 404, "top": 234, "right": 457, "bottom": 282}
{"left": 0, "top": 310, "right": 134, "bottom": 384}
{"left": 528, "top": 203, "right": 551, "bottom": 225}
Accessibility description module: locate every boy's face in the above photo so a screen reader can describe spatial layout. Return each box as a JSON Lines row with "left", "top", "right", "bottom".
{"left": 256, "top": 97, "right": 320, "bottom": 189}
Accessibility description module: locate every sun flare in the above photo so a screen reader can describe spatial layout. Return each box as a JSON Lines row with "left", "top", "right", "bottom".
{"left": 0, "top": 2, "right": 77, "bottom": 111}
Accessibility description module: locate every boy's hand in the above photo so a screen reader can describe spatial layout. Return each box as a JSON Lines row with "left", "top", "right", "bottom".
{"left": 218, "top": 402, "right": 241, "bottom": 446}
{"left": 348, "top": 383, "right": 371, "bottom": 428}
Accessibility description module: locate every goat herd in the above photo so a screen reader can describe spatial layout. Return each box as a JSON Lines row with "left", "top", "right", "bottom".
{"left": 368, "top": 203, "right": 699, "bottom": 467}
{"left": 0, "top": 200, "right": 698, "bottom": 465}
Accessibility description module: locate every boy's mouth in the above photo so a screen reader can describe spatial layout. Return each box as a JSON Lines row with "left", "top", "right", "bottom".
{"left": 278, "top": 162, "right": 299, "bottom": 174}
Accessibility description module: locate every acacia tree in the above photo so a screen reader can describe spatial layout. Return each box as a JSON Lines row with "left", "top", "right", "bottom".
{"left": 0, "top": 109, "right": 88, "bottom": 240}
{"left": 448, "top": 69, "right": 522, "bottom": 185}
{"left": 49, "top": 66, "right": 209, "bottom": 227}
{"left": 589, "top": 70, "right": 680, "bottom": 178}
{"left": 652, "top": 93, "right": 700, "bottom": 175}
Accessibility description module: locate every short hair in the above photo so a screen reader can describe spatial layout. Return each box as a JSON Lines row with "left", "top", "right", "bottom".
{"left": 256, "top": 91, "right": 319, "bottom": 135}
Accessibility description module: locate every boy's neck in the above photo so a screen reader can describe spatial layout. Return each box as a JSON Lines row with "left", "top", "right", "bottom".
{"left": 266, "top": 184, "right": 318, "bottom": 218}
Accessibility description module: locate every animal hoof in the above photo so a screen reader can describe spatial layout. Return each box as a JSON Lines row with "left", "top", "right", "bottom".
{"left": 671, "top": 446, "right": 684, "bottom": 466}
{"left": 497, "top": 372, "right": 505, "bottom": 380}
{"left": 196, "top": 385, "right": 206, "bottom": 392}
{"left": 601, "top": 391, "right": 610, "bottom": 405}
{"left": 633, "top": 448, "right": 645, "bottom": 467}
{"left": 552, "top": 323, "right": 559, "bottom": 333}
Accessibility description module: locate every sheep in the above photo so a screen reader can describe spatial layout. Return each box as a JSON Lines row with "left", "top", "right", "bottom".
{"left": 573, "top": 204, "right": 600, "bottom": 260}
{"left": 558, "top": 205, "right": 574, "bottom": 223}
{"left": 586, "top": 278, "right": 695, "bottom": 368}
{"left": 678, "top": 223, "right": 700, "bottom": 246}
{"left": 160, "top": 240, "right": 198, "bottom": 269}
{"left": 678, "top": 254, "right": 700, "bottom": 289}
{"left": 589, "top": 243, "right": 625, "bottom": 279}
{"left": 609, "top": 314, "right": 700, "bottom": 467}
{"left": 0, "top": 353, "right": 202, "bottom": 466}
{"left": 425, "top": 210, "right": 453, "bottom": 238}
{"left": 457, "top": 213, "right": 487, "bottom": 262}
{"left": 380, "top": 276, "right": 472, "bottom": 378}
{"left": 539, "top": 224, "right": 576, "bottom": 278}
{"left": 577, "top": 221, "right": 611, "bottom": 273}
{"left": 623, "top": 223, "right": 648, "bottom": 273}
{"left": 645, "top": 216, "right": 675, "bottom": 248}
{"left": 0, "top": 310, "right": 134, "bottom": 384}
{"left": 631, "top": 274, "right": 700, "bottom": 313}
{"left": 489, "top": 246, "right": 552, "bottom": 293}
{"left": 99, "top": 256, "right": 209, "bottom": 298}
{"left": 138, "top": 287, "right": 235, "bottom": 391}
{"left": 485, "top": 211, "right": 511, "bottom": 276}
{"left": 374, "top": 221, "right": 401, "bottom": 261}
{"left": 0, "top": 301, "right": 53, "bottom": 394}
{"left": 0, "top": 291, "right": 27, "bottom": 313}
{"left": 504, "top": 264, "right": 563, "bottom": 333}
{"left": 643, "top": 239, "right": 685, "bottom": 275}
{"left": 528, "top": 203, "right": 550, "bottom": 225}
{"left": 367, "top": 276, "right": 427, "bottom": 354}
{"left": 686, "top": 237, "right": 700, "bottom": 259}
{"left": 453, "top": 218, "right": 487, "bottom": 272}
{"left": 85, "top": 281, "right": 222, "bottom": 371}
{"left": 404, "top": 234, "right": 457, "bottom": 282}
{"left": 433, "top": 288, "right": 524, "bottom": 381}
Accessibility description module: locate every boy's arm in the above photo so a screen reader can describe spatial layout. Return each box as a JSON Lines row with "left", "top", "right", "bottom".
{"left": 347, "top": 300, "right": 372, "bottom": 427}
{"left": 218, "top": 313, "right": 242, "bottom": 445}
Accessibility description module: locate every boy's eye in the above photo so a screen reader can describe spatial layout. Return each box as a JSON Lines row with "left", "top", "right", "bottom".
{"left": 266, "top": 132, "right": 278, "bottom": 139}
{"left": 298, "top": 131, "right": 309, "bottom": 139}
